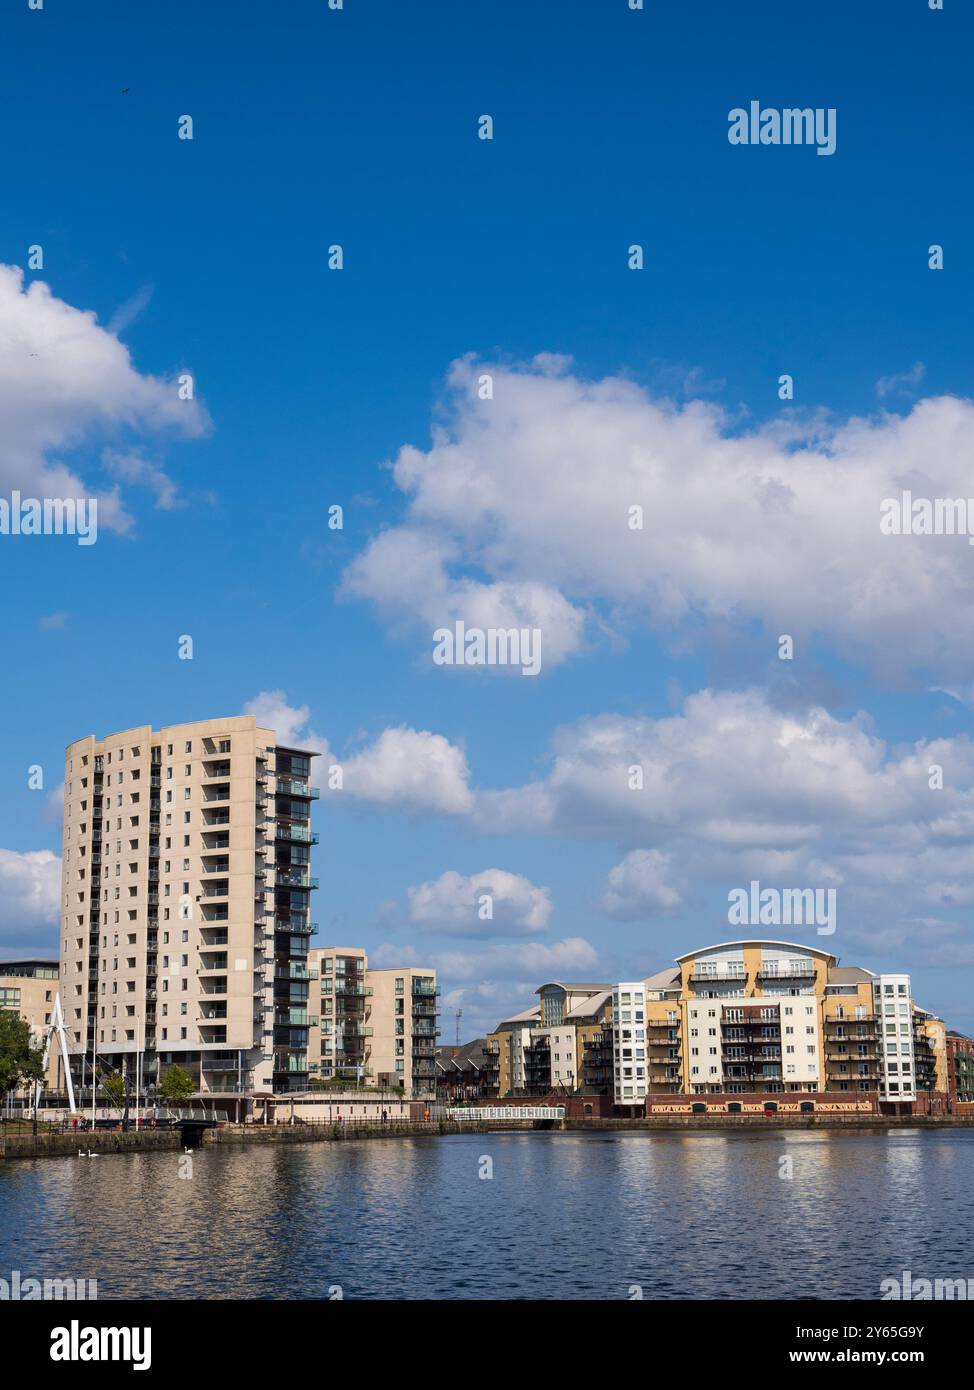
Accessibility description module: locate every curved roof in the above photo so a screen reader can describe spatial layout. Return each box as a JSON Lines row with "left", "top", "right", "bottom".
{"left": 673, "top": 939, "right": 838, "bottom": 966}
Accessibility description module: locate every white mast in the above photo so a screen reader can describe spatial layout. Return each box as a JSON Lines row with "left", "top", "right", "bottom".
{"left": 39, "top": 993, "right": 76, "bottom": 1115}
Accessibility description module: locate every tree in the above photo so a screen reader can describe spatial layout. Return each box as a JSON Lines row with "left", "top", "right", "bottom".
{"left": 159, "top": 1064, "right": 195, "bottom": 1107}
{"left": 101, "top": 1072, "right": 127, "bottom": 1110}
{"left": 0, "top": 1012, "right": 44, "bottom": 1097}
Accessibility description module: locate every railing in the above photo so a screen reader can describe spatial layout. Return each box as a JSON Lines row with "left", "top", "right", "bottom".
{"left": 275, "top": 778, "right": 321, "bottom": 799}
{"left": 276, "top": 823, "right": 319, "bottom": 844}
{"left": 275, "top": 965, "right": 318, "bottom": 980}
{"left": 758, "top": 965, "right": 815, "bottom": 979}
{"left": 275, "top": 870, "right": 319, "bottom": 889}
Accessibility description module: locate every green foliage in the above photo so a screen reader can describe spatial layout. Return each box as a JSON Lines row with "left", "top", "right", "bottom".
{"left": 0, "top": 1012, "right": 45, "bottom": 1095}
{"left": 159, "top": 1064, "right": 196, "bottom": 1105}
{"left": 101, "top": 1072, "right": 127, "bottom": 1108}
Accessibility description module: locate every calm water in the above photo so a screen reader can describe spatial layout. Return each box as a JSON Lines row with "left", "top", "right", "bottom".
{"left": 1, "top": 1128, "right": 972, "bottom": 1299}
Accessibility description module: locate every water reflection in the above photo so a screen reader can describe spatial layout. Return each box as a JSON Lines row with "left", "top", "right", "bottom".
{"left": 0, "top": 1129, "right": 971, "bottom": 1300}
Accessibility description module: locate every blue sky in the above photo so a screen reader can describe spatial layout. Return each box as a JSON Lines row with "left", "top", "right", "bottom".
{"left": 2, "top": 0, "right": 974, "bottom": 1039}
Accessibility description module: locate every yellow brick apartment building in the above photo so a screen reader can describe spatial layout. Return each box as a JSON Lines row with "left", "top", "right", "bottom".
{"left": 486, "top": 939, "right": 949, "bottom": 1108}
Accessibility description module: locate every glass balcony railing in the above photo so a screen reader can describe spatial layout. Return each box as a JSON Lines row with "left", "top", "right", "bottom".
{"left": 275, "top": 823, "right": 319, "bottom": 844}
{"left": 275, "top": 964, "right": 319, "bottom": 980}
{"left": 276, "top": 778, "right": 320, "bottom": 799}
{"left": 274, "top": 870, "right": 319, "bottom": 889}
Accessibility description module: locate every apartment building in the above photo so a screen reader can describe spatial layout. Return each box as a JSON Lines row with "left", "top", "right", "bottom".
{"left": 311, "top": 947, "right": 370, "bottom": 1084}
{"left": 946, "top": 1031, "right": 974, "bottom": 1107}
{"left": 0, "top": 959, "right": 61, "bottom": 1091}
{"left": 306, "top": 948, "right": 440, "bottom": 1098}
{"left": 486, "top": 941, "right": 951, "bottom": 1111}
{"left": 60, "top": 716, "right": 320, "bottom": 1111}
{"left": 607, "top": 941, "right": 949, "bottom": 1105}
{"left": 485, "top": 982, "right": 612, "bottom": 1097}
{"left": 370, "top": 967, "right": 440, "bottom": 1100}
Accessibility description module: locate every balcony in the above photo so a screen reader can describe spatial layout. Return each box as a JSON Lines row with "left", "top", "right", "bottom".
{"left": 274, "top": 869, "right": 319, "bottom": 890}
{"left": 334, "top": 981, "right": 370, "bottom": 996}
{"left": 690, "top": 969, "right": 746, "bottom": 983}
{"left": 275, "top": 822, "right": 319, "bottom": 844}
{"left": 275, "top": 917, "right": 318, "bottom": 936}
{"left": 273, "top": 1055, "right": 310, "bottom": 1074}
{"left": 275, "top": 964, "right": 318, "bottom": 981}
{"left": 201, "top": 859, "right": 230, "bottom": 875}
{"left": 757, "top": 964, "right": 815, "bottom": 980}
{"left": 275, "top": 777, "right": 320, "bottom": 799}
{"left": 276, "top": 1011, "right": 319, "bottom": 1028}
{"left": 198, "top": 956, "right": 229, "bottom": 974}
{"left": 203, "top": 786, "right": 231, "bottom": 804}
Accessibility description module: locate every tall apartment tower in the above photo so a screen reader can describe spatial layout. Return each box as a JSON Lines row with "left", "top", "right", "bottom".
{"left": 60, "top": 716, "right": 319, "bottom": 1110}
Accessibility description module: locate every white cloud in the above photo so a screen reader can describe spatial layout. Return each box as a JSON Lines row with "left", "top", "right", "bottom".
{"left": 341, "top": 727, "right": 474, "bottom": 815}
{"left": 473, "top": 686, "right": 974, "bottom": 924}
{"left": 242, "top": 691, "right": 330, "bottom": 755}
{"left": 108, "top": 284, "right": 154, "bottom": 336}
{"left": 599, "top": 848, "right": 682, "bottom": 919}
{"left": 102, "top": 449, "right": 182, "bottom": 510}
{"left": 0, "top": 849, "right": 61, "bottom": 943}
{"left": 0, "top": 264, "right": 206, "bottom": 530}
{"left": 342, "top": 354, "right": 974, "bottom": 684}
{"left": 407, "top": 868, "right": 552, "bottom": 936}
{"left": 242, "top": 695, "right": 472, "bottom": 815}
{"left": 342, "top": 528, "right": 585, "bottom": 672}
{"left": 876, "top": 362, "right": 925, "bottom": 399}
{"left": 400, "top": 936, "right": 600, "bottom": 985}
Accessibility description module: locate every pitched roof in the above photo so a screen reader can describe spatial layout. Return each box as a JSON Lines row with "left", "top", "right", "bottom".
{"left": 565, "top": 990, "right": 612, "bottom": 1020}
{"left": 435, "top": 1038, "right": 489, "bottom": 1072}
{"left": 826, "top": 965, "right": 874, "bottom": 984}
{"left": 643, "top": 966, "right": 681, "bottom": 989}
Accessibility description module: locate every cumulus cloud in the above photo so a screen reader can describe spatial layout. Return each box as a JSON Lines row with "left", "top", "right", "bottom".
{"left": 0, "top": 264, "right": 206, "bottom": 530}
{"left": 0, "top": 848, "right": 61, "bottom": 945}
{"left": 473, "top": 686, "right": 974, "bottom": 923}
{"left": 342, "top": 354, "right": 974, "bottom": 685}
{"left": 599, "top": 848, "right": 682, "bottom": 919}
{"left": 407, "top": 868, "right": 552, "bottom": 936}
{"left": 342, "top": 528, "right": 585, "bottom": 672}
{"left": 243, "top": 695, "right": 472, "bottom": 815}
{"left": 340, "top": 727, "right": 474, "bottom": 815}
{"left": 242, "top": 691, "right": 330, "bottom": 755}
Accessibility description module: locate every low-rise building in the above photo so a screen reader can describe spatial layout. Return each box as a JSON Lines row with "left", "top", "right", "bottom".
{"left": 435, "top": 1039, "right": 491, "bottom": 1102}
{"left": 0, "top": 959, "right": 61, "bottom": 1092}
{"left": 486, "top": 983, "right": 612, "bottom": 1097}
{"left": 946, "top": 1031, "right": 974, "bottom": 1108}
